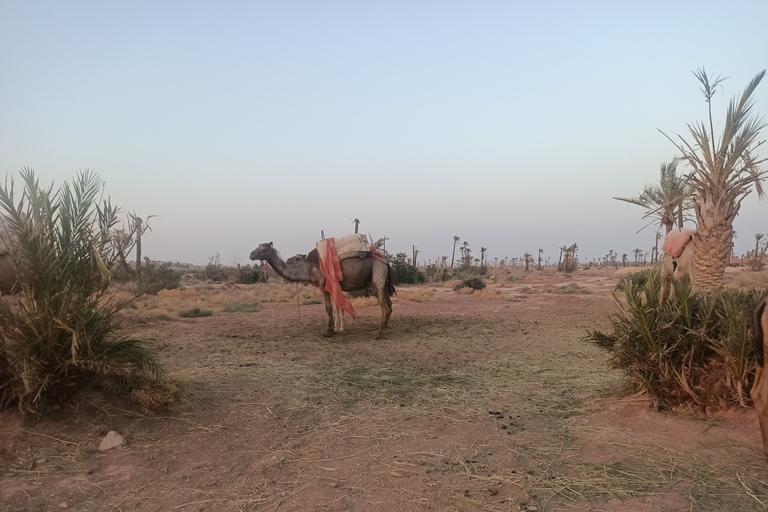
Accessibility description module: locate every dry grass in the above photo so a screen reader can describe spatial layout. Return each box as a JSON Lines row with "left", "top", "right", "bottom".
{"left": 397, "top": 287, "right": 435, "bottom": 302}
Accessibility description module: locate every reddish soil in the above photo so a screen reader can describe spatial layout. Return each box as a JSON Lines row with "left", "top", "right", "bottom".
{"left": 2, "top": 268, "right": 767, "bottom": 511}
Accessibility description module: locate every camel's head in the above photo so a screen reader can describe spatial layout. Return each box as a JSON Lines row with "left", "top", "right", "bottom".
{"left": 249, "top": 242, "right": 273, "bottom": 261}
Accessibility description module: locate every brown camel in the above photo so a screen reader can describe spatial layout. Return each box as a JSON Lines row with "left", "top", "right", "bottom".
{"left": 287, "top": 254, "right": 345, "bottom": 332}
{"left": 752, "top": 297, "right": 768, "bottom": 462}
{"left": 250, "top": 243, "right": 395, "bottom": 338}
{"left": 660, "top": 232, "right": 695, "bottom": 305}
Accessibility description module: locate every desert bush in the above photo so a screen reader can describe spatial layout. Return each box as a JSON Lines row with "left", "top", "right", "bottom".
{"left": 454, "top": 276, "right": 486, "bottom": 292}
{"left": 0, "top": 169, "right": 160, "bottom": 413}
{"left": 390, "top": 252, "right": 425, "bottom": 285}
{"left": 585, "top": 268, "right": 768, "bottom": 410}
{"left": 205, "top": 253, "right": 226, "bottom": 282}
{"left": 129, "top": 377, "right": 184, "bottom": 411}
{"left": 615, "top": 267, "right": 654, "bottom": 292}
{"left": 424, "top": 264, "right": 449, "bottom": 283}
{"left": 235, "top": 263, "right": 262, "bottom": 284}
{"left": 222, "top": 302, "right": 259, "bottom": 313}
{"left": 139, "top": 259, "right": 182, "bottom": 294}
{"left": 452, "top": 264, "right": 488, "bottom": 281}
{"left": 178, "top": 307, "right": 213, "bottom": 318}
{"left": 550, "top": 283, "right": 591, "bottom": 295}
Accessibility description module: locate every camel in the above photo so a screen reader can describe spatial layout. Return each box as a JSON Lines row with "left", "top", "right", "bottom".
{"left": 287, "top": 254, "right": 345, "bottom": 332}
{"left": 660, "top": 230, "right": 696, "bottom": 305}
{"left": 751, "top": 297, "right": 768, "bottom": 461}
{"left": 250, "top": 242, "right": 395, "bottom": 338}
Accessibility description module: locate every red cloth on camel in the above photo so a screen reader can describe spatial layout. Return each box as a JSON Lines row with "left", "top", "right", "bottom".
{"left": 317, "top": 238, "right": 357, "bottom": 319}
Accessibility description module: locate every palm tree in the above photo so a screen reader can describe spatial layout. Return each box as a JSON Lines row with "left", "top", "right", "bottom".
{"left": 351, "top": 218, "right": 360, "bottom": 234}
{"left": 662, "top": 68, "right": 767, "bottom": 291}
{"left": 480, "top": 247, "right": 487, "bottom": 267}
{"left": 633, "top": 248, "right": 643, "bottom": 266}
{"left": 537, "top": 248, "right": 543, "bottom": 270}
{"left": 451, "top": 236, "right": 460, "bottom": 269}
{"left": 614, "top": 160, "right": 691, "bottom": 234}
{"left": 754, "top": 233, "right": 765, "bottom": 270}
{"left": 523, "top": 252, "right": 532, "bottom": 272}
{"left": 557, "top": 245, "right": 567, "bottom": 271}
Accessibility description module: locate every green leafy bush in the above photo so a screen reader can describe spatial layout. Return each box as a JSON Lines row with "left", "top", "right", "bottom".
{"left": 390, "top": 252, "right": 425, "bottom": 285}
{"left": 139, "top": 259, "right": 181, "bottom": 294}
{"left": 585, "top": 268, "right": 767, "bottom": 410}
{"left": 222, "top": 302, "right": 259, "bottom": 313}
{"left": 0, "top": 169, "right": 160, "bottom": 413}
{"left": 235, "top": 264, "right": 262, "bottom": 284}
{"left": 454, "top": 277, "right": 486, "bottom": 292}
{"left": 178, "top": 307, "right": 213, "bottom": 318}
{"left": 452, "top": 264, "right": 488, "bottom": 281}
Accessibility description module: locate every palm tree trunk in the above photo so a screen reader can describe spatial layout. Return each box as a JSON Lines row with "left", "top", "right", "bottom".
{"left": 692, "top": 198, "right": 735, "bottom": 292}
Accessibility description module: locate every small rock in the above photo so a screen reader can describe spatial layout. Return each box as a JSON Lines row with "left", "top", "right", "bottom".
{"left": 527, "top": 507, "right": 538, "bottom": 512}
{"left": 98, "top": 430, "right": 125, "bottom": 452}
{"left": 58, "top": 503, "right": 69, "bottom": 509}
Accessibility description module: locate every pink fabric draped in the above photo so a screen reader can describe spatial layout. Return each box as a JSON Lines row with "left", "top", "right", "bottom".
{"left": 662, "top": 229, "right": 696, "bottom": 258}
{"left": 317, "top": 238, "right": 357, "bottom": 319}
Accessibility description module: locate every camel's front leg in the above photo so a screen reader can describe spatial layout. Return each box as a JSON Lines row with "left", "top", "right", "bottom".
{"left": 322, "top": 291, "right": 335, "bottom": 337}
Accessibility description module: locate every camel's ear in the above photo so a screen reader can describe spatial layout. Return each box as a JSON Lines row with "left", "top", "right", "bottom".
{"left": 269, "top": 242, "right": 273, "bottom": 249}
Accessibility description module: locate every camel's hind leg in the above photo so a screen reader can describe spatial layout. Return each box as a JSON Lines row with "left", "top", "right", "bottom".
{"left": 370, "top": 262, "right": 392, "bottom": 339}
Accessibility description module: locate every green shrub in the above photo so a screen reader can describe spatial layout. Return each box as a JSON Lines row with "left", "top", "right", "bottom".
{"left": 222, "top": 302, "right": 259, "bottom": 313}
{"left": 235, "top": 264, "right": 262, "bottom": 284}
{"left": 585, "top": 268, "right": 768, "bottom": 410}
{"left": 139, "top": 259, "right": 181, "bottom": 294}
{"left": 615, "top": 267, "right": 654, "bottom": 292}
{"left": 178, "top": 307, "right": 213, "bottom": 318}
{"left": 0, "top": 169, "right": 160, "bottom": 413}
{"left": 390, "top": 252, "right": 425, "bottom": 285}
{"left": 452, "top": 264, "right": 488, "bottom": 281}
{"left": 205, "top": 253, "right": 226, "bottom": 282}
{"left": 454, "top": 276, "right": 486, "bottom": 292}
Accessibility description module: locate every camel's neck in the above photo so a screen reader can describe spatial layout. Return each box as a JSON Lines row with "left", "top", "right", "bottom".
{"left": 267, "top": 251, "right": 312, "bottom": 282}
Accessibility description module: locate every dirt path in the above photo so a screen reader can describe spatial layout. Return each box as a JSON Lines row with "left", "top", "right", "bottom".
{"left": 2, "top": 269, "right": 767, "bottom": 511}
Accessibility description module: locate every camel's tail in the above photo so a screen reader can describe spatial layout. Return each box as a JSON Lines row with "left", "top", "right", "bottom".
{"left": 755, "top": 298, "right": 767, "bottom": 368}
{"left": 385, "top": 263, "right": 396, "bottom": 297}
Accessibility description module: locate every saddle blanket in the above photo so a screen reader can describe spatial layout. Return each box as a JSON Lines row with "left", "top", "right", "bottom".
{"left": 662, "top": 229, "right": 696, "bottom": 258}
{"left": 316, "top": 233, "right": 371, "bottom": 263}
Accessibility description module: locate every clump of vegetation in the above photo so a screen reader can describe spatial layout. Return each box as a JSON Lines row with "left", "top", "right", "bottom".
{"left": 303, "top": 299, "right": 322, "bottom": 305}
{"left": 390, "top": 252, "right": 425, "bottom": 285}
{"left": 205, "top": 253, "right": 227, "bottom": 282}
{"left": 222, "top": 302, "right": 259, "bottom": 313}
{"left": 0, "top": 169, "right": 161, "bottom": 413}
{"left": 178, "top": 307, "right": 213, "bottom": 318}
{"left": 585, "top": 268, "right": 767, "bottom": 410}
{"left": 615, "top": 267, "right": 654, "bottom": 292}
{"left": 452, "top": 264, "right": 488, "bottom": 281}
{"left": 551, "top": 283, "right": 591, "bottom": 295}
{"left": 454, "top": 276, "right": 486, "bottom": 292}
{"left": 139, "top": 259, "right": 182, "bottom": 294}
{"left": 424, "top": 263, "right": 449, "bottom": 283}
{"left": 235, "top": 263, "right": 262, "bottom": 284}
{"left": 129, "top": 377, "right": 184, "bottom": 411}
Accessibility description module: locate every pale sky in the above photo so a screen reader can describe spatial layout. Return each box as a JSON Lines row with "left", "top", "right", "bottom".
{"left": 1, "top": 1, "right": 767, "bottom": 266}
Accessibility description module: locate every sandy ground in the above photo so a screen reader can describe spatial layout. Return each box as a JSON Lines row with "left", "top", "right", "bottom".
{"left": 2, "top": 267, "right": 768, "bottom": 511}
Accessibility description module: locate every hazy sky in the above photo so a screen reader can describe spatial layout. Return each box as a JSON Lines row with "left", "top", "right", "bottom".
{"left": 1, "top": 1, "right": 767, "bottom": 266}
